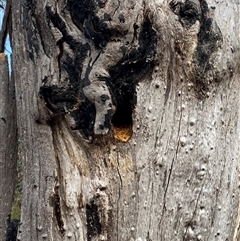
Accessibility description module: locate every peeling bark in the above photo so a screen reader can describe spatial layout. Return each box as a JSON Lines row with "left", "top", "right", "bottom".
{"left": 11, "top": 0, "right": 240, "bottom": 240}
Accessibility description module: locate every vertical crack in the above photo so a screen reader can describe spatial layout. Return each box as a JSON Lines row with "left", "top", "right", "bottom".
{"left": 51, "top": 127, "right": 65, "bottom": 237}
{"left": 159, "top": 93, "right": 183, "bottom": 228}
{"left": 53, "top": 182, "right": 65, "bottom": 237}
{"left": 116, "top": 152, "right": 122, "bottom": 241}
{"left": 183, "top": 178, "right": 205, "bottom": 241}
{"left": 56, "top": 38, "right": 64, "bottom": 81}
{"left": 113, "top": 0, "right": 121, "bottom": 17}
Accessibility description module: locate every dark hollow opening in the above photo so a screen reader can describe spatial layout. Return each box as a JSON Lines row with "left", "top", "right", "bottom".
{"left": 111, "top": 99, "right": 133, "bottom": 127}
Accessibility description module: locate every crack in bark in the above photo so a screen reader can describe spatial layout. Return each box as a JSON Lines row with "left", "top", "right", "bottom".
{"left": 51, "top": 127, "right": 65, "bottom": 237}
{"left": 158, "top": 93, "right": 183, "bottom": 229}
{"left": 158, "top": 157, "right": 174, "bottom": 228}
{"left": 53, "top": 188, "right": 65, "bottom": 237}
{"left": 57, "top": 38, "right": 64, "bottom": 81}
{"left": 183, "top": 178, "right": 205, "bottom": 241}
{"left": 208, "top": 156, "right": 227, "bottom": 232}
{"left": 112, "top": 0, "right": 121, "bottom": 17}
{"left": 164, "top": 49, "right": 174, "bottom": 106}
{"left": 148, "top": 179, "right": 154, "bottom": 239}
{"left": 116, "top": 152, "right": 122, "bottom": 241}
{"left": 154, "top": 47, "right": 173, "bottom": 148}
{"left": 116, "top": 153, "right": 123, "bottom": 196}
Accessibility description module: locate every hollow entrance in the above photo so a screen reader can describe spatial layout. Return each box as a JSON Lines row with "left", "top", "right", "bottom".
{"left": 111, "top": 98, "right": 133, "bottom": 142}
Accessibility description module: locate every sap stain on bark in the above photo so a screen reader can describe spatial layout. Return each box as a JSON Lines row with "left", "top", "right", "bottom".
{"left": 170, "top": 0, "right": 223, "bottom": 97}
{"left": 86, "top": 199, "right": 102, "bottom": 241}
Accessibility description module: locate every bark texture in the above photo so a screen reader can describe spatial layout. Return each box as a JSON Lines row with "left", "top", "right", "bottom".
{"left": 0, "top": 53, "right": 17, "bottom": 239}
{"left": 11, "top": 0, "right": 240, "bottom": 240}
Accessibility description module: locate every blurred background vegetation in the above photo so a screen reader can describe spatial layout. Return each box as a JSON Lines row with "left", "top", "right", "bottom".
{"left": 0, "top": 0, "right": 12, "bottom": 69}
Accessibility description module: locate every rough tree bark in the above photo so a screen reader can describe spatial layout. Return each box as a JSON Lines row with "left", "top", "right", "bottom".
{"left": 10, "top": 0, "right": 240, "bottom": 240}
{"left": 0, "top": 53, "right": 17, "bottom": 238}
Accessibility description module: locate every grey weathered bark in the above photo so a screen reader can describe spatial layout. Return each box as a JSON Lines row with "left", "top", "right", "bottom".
{"left": 0, "top": 53, "right": 17, "bottom": 239}
{"left": 11, "top": 0, "right": 240, "bottom": 240}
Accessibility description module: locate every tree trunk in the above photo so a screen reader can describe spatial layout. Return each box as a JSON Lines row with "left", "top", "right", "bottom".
{"left": 11, "top": 0, "right": 240, "bottom": 240}
{"left": 0, "top": 53, "right": 17, "bottom": 239}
